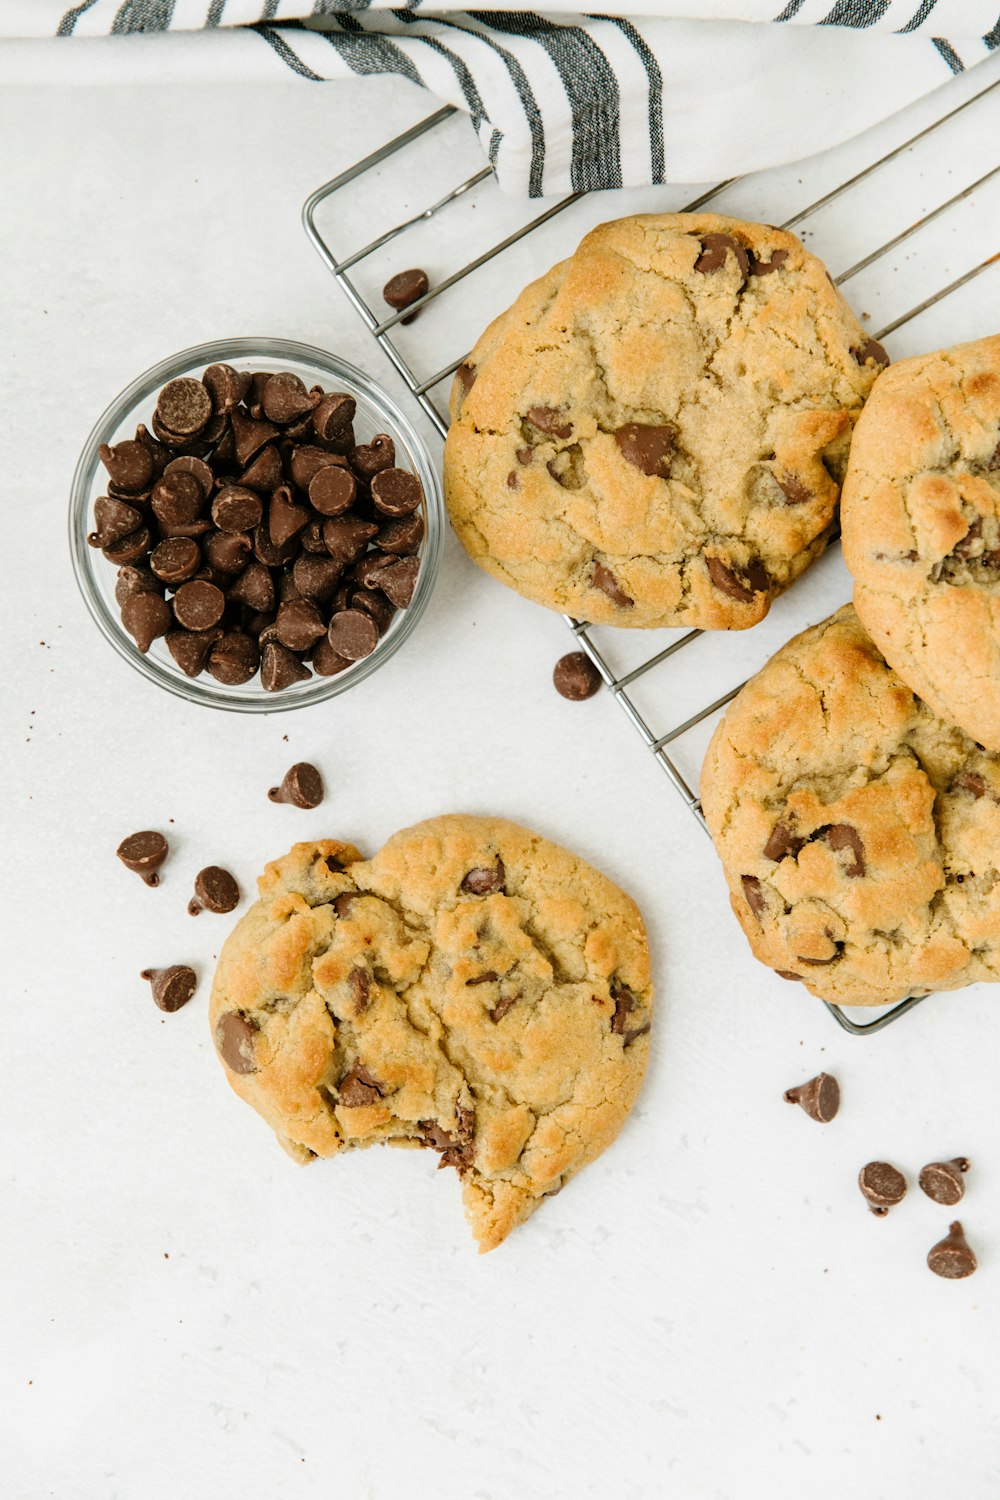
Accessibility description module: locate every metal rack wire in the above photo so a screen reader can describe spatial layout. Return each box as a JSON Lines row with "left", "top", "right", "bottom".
{"left": 304, "top": 73, "right": 1000, "bottom": 1036}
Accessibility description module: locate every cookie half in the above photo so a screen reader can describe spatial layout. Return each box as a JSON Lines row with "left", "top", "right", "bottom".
{"left": 444, "top": 212, "right": 882, "bottom": 630}
{"left": 209, "top": 815, "right": 652, "bottom": 1250}
{"left": 701, "top": 605, "right": 1000, "bottom": 1007}
{"left": 842, "top": 333, "right": 1000, "bottom": 749}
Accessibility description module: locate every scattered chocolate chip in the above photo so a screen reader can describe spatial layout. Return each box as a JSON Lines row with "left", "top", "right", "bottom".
{"left": 851, "top": 339, "right": 891, "bottom": 369}
{"left": 268, "top": 761, "right": 323, "bottom": 809}
{"left": 383, "top": 267, "right": 429, "bottom": 323}
{"left": 141, "top": 964, "right": 197, "bottom": 1013}
{"left": 858, "top": 1161, "right": 907, "bottom": 1216}
{"left": 461, "top": 858, "right": 506, "bottom": 896}
{"left": 338, "top": 1062, "right": 384, "bottom": 1108}
{"left": 188, "top": 865, "right": 240, "bottom": 916}
{"left": 927, "top": 1221, "right": 977, "bottom": 1279}
{"left": 216, "top": 1011, "right": 259, "bottom": 1074}
{"left": 919, "top": 1158, "right": 970, "bottom": 1206}
{"left": 117, "top": 830, "right": 169, "bottom": 885}
{"left": 350, "top": 435, "right": 395, "bottom": 478}
{"left": 526, "top": 406, "right": 573, "bottom": 439}
{"left": 695, "top": 233, "right": 749, "bottom": 282}
{"left": 326, "top": 608, "right": 379, "bottom": 662}
{"left": 592, "top": 562, "right": 634, "bottom": 608}
{"left": 553, "top": 651, "right": 601, "bottom": 700}
{"left": 172, "top": 580, "right": 226, "bottom": 632}
{"left": 348, "top": 968, "right": 371, "bottom": 1012}
{"left": 784, "top": 1072, "right": 840, "bottom": 1123}
{"left": 816, "top": 823, "right": 866, "bottom": 877}
{"left": 206, "top": 631, "right": 259, "bottom": 685}
{"left": 121, "top": 591, "right": 173, "bottom": 653}
{"left": 615, "top": 422, "right": 675, "bottom": 478}
{"left": 763, "top": 822, "right": 804, "bottom": 862}
{"left": 741, "top": 875, "right": 765, "bottom": 921}
{"left": 776, "top": 473, "right": 812, "bottom": 505}
{"left": 707, "top": 556, "right": 769, "bottom": 603}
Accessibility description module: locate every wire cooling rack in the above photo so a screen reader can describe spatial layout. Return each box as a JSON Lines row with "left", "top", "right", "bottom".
{"left": 304, "top": 66, "right": 1000, "bottom": 1036}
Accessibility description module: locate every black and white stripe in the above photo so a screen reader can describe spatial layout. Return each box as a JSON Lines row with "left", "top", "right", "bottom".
{"left": 14, "top": 0, "right": 1000, "bottom": 195}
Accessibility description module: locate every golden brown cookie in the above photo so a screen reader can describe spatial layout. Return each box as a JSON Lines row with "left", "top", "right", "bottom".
{"left": 701, "top": 605, "right": 1000, "bottom": 1007}
{"left": 842, "top": 333, "right": 1000, "bottom": 749}
{"left": 444, "top": 212, "right": 882, "bottom": 630}
{"left": 209, "top": 815, "right": 652, "bottom": 1250}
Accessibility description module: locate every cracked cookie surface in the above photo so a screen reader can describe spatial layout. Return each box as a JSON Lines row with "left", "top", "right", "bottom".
{"left": 842, "top": 334, "right": 1000, "bottom": 749}
{"left": 444, "top": 212, "right": 881, "bottom": 630}
{"left": 701, "top": 605, "right": 1000, "bottom": 1006}
{"left": 209, "top": 814, "right": 652, "bottom": 1250}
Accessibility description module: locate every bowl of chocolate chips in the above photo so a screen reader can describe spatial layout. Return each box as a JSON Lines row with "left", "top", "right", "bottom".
{"left": 69, "top": 338, "right": 443, "bottom": 710}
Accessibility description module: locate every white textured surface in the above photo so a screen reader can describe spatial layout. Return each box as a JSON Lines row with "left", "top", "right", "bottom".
{"left": 3, "top": 65, "right": 1000, "bottom": 1500}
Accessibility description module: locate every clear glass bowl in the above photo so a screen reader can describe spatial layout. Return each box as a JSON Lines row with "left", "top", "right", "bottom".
{"left": 69, "top": 337, "right": 443, "bottom": 713}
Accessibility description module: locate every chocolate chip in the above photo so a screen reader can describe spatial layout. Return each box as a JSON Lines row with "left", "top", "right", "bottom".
{"left": 164, "top": 454, "right": 215, "bottom": 499}
{"left": 516, "top": 445, "right": 533, "bottom": 465}
{"left": 150, "top": 537, "right": 201, "bottom": 585}
{"left": 304, "top": 465, "right": 354, "bottom": 518}
{"left": 784, "top": 1072, "right": 840, "bottom": 1123}
{"left": 262, "top": 372, "right": 317, "bottom": 425}
{"left": 776, "top": 970, "right": 803, "bottom": 982}
{"left": 858, "top": 1161, "right": 907, "bottom": 1216}
{"left": 377, "top": 512, "right": 424, "bottom": 556}
{"left": 115, "top": 564, "right": 161, "bottom": 607}
{"left": 273, "top": 598, "right": 325, "bottom": 652}
{"left": 103, "top": 526, "right": 152, "bottom": 566}
{"left": 707, "top": 556, "right": 769, "bottom": 603}
{"left": 333, "top": 891, "right": 359, "bottom": 918}
{"left": 312, "top": 392, "right": 356, "bottom": 445}
{"left": 140, "top": 964, "right": 197, "bottom": 1013}
{"left": 927, "top": 1221, "right": 977, "bottom": 1279}
{"left": 419, "top": 1110, "right": 475, "bottom": 1171}
{"left": 268, "top": 485, "right": 311, "bottom": 549}
{"left": 763, "top": 822, "right": 804, "bottom": 862}
{"left": 351, "top": 588, "right": 394, "bottom": 634}
{"left": 816, "top": 823, "right": 865, "bottom": 877}
{"left": 553, "top": 652, "right": 601, "bottom": 700}
{"left": 188, "top": 865, "right": 240, "bottom": 917}
{"left": 368, "top": 555, "right": 419, "bottom": 609}
{"left": 292, "top": 553, "right": 343, "bottom": 602}
{"left": 99, "top": 439, "right": 155, "bottom": 493}
{"left": 117, "top": 830, "right": 168, "bottom": 885}
{"left": 203, "top": 530, "right": 252, "bottom": 575}
{"left": 526, "top": 406, "right": 573, "bottom": 439}
{"left": 488, "top": 994, "right": 518, "bottom": 1023}
{"left": 337, "top": 1062, "right": 384, "bottom": 1108}
{"left": 326, "top": 608, "right": 379, "bottom": 662}
{"left": 466, "top": 971, "right": 499, "bottom": 986}
{"left": 216, "top": 1011, "right": 259, "bottom": 1074}
{"left": 695, "top": 233, "right": 749, "bottom": 282}
{"left": 741, "top": 874, "right": 765, "bottom": 920}
{"left": 172, "top": 580, "right": 225, "bottom": 632}
{"left": 166, "top": 628, "right": 221, "bottom": 677}
{"left": 610, "top": 979, "right": 636, "bottom": 1035}
{"left": 383, "top": 267, "right": 429, "bottom": 323}
{"left": 89, "top": 496, "right": 144, "bottom": 549}
{"left": 953, "top": 771, "right": 986, "bottom": 799}
{"left": 348, "top": 968, "right": 371, "bottom": 1013}
{"left": 460, "top": 858, "right": 505, "bottom": 896}
{"left": 203, "top": 363, "right": 251, "bottom": 415}
{"left": 238, "top": 445, "right": 283, "bottom": 494}
{"left": 156, "top": 378, "right": 212, "bottom": 438}
{"left": 592, "top": 562, "right": 634, "bottom": 608}
{"left": 851, "top": 339, "right": 891, "bottom": 369}
{"left": 258, "top": 642, "right": 309, "bottom": 692}
{"left": 227, "top": 561, "right": 276, "bottom": 613}
{"left": 919, "top": 1159, "right": 970, "bottom": 1206}
{"left": 370, "top": 468, "right": 423, "bottom": 517}
{"left": 323, "top": 516, "right": 379, "bottom": 568}
{"left": 614, "top": 422, "right": 675, "bottom": 478}
{"left": 290, "top": 445, "right": 346, "bottom": 491}
{"left": 350, "top": 435, "right": 395, "bottom": 478}
{"left": 268, "top": 761, "right": 323, "bottom": 809}
{"left": 776, "top": 473, "right": 812, "bottom": 505}
{"left": 455, "top": 362, "right": 476, "bottom": 398}
{"left": 206, "top": 631, "right": 259, "bottom": 685}
{"left": 311, "top": 637, "right": 352, "bottom": 677}
{"left": 251, "top": 520, "right": 297, "bottom": 568}
{"left": 212, "top": 485, "right": 262, "bottom": 534}
{"left": 748, "top": 248, "right": 788, "bottom": 277}
{"left": 121, "top": 591, "right": 173, "bottom": 653}
{"left": 623, "top": 1020, "right": 651, "bottom": 1048}
{"left": 231, "top": 410, "right": 279, "bottom": 468}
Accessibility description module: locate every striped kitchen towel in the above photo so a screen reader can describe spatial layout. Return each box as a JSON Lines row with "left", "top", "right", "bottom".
{"left": 1, "top": 1, "right": 998, "bottom": 195}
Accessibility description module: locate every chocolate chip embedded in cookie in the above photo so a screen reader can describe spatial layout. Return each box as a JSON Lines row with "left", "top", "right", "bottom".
{"left": 444, "top": 211, "right": 878, "bottom": 630}
{"left": 701, "top": 604, "right": 1000, "bottom": 1007}
{"left": 842, "top": 333, "right": 1000, "bottom": 750}
{"left": 208, "top": 816, "right": 652, "bottom": 1251}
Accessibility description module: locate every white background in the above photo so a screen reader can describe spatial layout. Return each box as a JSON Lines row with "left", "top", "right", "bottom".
{"left": 3, "top": 59, "right": 1000, "bottom": 1500}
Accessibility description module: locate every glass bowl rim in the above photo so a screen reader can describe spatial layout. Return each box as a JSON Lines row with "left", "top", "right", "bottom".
{"left": 68, "top": 335, "right": 444, "bottom": 714}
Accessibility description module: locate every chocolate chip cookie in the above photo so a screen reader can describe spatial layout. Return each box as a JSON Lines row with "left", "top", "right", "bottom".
{"left": 842, "top": 334, "right": 1000, "bottom": 749}
{"left": 209, "top": 815, "right": 652, "bottom": 1250}
{"left": 701, "top": 605, "right": 1000, "bottom": 1007}
{"left": 444, "top": 213, "right": 882, "bottom": 630}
